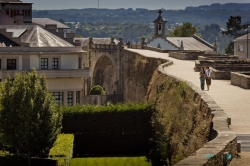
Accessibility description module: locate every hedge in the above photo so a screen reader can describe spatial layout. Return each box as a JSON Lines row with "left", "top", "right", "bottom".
{"left": 61, "top": 103, "right": 155, "bottom": 156}
{"left": 49, "top": 134, "right": 74, "bottom": 166}
{"left": 0, "top": 155, "right": 57, "bottom": 166}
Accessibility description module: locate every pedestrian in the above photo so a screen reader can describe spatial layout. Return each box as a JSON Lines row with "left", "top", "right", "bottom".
{"left": 205, "top": 66, "right": 212, "bottom": 91}
{"left": 199, "top": 66, "right": 206, "bottom": 90}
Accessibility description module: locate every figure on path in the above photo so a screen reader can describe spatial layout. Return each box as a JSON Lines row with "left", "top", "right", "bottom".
{"left": 126, "top": 40, "right": 130, "bottom": 48}
{"left": 199, "top": 66, "right": 206, "bottom": 90}
{"left": 205, "top": 66, "right": 212, "bottom": 91}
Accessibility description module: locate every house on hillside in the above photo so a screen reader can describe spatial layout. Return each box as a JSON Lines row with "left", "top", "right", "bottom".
{"left": 0, "top": 25, "right": 91, "bottom": 105}
{"left": 234, "top": 33, "right": 250, "bottom": 59}
{"left": 147, "top": 10, "right": 216, "bottom": 53}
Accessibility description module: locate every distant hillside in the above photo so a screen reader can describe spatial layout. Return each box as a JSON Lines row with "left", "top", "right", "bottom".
{"left": 33, "top": 8, "right": 250, "bottom": 27}
{"left": 185, "top": 3, "right": 250, "bottom": 11}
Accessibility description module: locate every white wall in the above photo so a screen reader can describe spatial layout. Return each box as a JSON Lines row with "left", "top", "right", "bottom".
{"left": 148, "top": 38, "right": 178, "bottom": 50}
{"left": 61, "top": 55, "right": 78, "bottom": 69}
{"left": 18, "top": 55, "right": 22, "bottom": 70}
{"left": 234, "top": 41, "right": 250, "bottom": 59}
{"left": 30, "top": 55, "right": 39, "bottom": 69}
{"left": 46, "top": 78, "right": 82, "bottom": 91}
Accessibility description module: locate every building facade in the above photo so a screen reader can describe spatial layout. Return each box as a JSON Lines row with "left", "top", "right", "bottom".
{"left": 0, "top": 0, "right": 32, "bottom": 24}
{"left": 0, "top": 2, "right": 91, "bottom": 106}
{"left": 234, "top": 33, "right": 250, "bottom": 59}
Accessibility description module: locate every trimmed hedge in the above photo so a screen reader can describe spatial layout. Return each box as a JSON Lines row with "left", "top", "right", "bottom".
{"left": 49, "top": 134, "right": 74, "bottom": 166}
{"left": 61, "top": 103, "right": 154, "bottom": 156}
{"left": 0, "top": 155, "right": 57, "bottom": 166}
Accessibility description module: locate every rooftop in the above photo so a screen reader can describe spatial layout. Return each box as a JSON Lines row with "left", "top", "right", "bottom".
{"left": 0, "top": 25, "right": 74, "bottom": 47}
{"left": 234, "top": 33, "right": 250, "bottom": 40}
{"left": 166, "top": 35, "right": 214, "bottom": 51}
{"left": 32, "top": 18, "right": 70, "bottom": 29}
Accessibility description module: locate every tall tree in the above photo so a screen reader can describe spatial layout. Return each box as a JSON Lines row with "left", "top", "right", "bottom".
{"left": 169, "top": 22, "right": 197, "bottom": 37}
{"left": 0, "top": 69, "right": 62, "bottom": 166}
{"left": 222, "top": 16, "right": 249, "bottom": 55}
{"left": 222, "top": 16, "right": 249, "bottom": 37}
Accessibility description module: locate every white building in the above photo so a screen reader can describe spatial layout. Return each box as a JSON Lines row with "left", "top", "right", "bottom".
{"left": 234, "top": 33, "right": 250, "bottom": 59}
{"left": 0, "top": 25, "right": 91, "bottom": 105}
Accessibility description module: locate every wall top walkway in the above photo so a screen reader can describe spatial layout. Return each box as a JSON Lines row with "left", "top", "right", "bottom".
{"left": 127, "top": 48, "right": 250, "bottom": 135}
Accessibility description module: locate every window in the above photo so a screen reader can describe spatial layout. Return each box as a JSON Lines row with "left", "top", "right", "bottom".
{"left": 158, "top": 23, "right": 162, "bottom": 30}
{"left": 7, "top": 59, "right": 16, "bottom": 70}
{"left": 52, "top": 58, "right": 59, "bottom": 69}
{"left": 67, "top": 91, "right": 73, "bottom": 106}
{"left": 52, "top": 92, "right": 63, "bottom": 105}
{"left": 78, "top": 57, "right": 82, "bottom": 68}
{"left": 41, "top": 58, "right": 48, "bottom": 69}
{"left": 76, "top": 91, "right": 80, "bottom": 104}
{"left": 238, "top": 45, "right": 244, "bottom": 52}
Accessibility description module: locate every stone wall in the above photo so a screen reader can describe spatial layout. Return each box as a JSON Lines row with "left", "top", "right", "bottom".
{"left": 121, "top": 50, "right": 167, "bottom": 102}
{"left": 143, "top": 45, "right": 169, "bottom": 53}
{"left": 82, "top": 94, "right": 123, "bottom": 105}
{"left": 122, "top": 50, "right": 236, "bottom": 165}
{"left": 231, "top": 72, "right": 250, "bottom": 89}
{"left": 211, "top": 67, "right": 231, "bottom": 80}
{"left": 195, "top": 60, "right": 250, "bottom": 72}
{"left": 169, "top": 51, "right": 205, "bottom": 60}
{"left": 198, "top": 55, "right": 238, "bottom": 61}
{"left": 157, "top": 63, "right": 237, "bottom": 166}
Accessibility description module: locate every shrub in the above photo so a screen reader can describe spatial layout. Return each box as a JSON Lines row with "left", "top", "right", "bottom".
{"left": 89, "top": 85, "right": 106, "bottom": 95}
{"left": 49, "top": 134, "right": 74, "bottom": 166}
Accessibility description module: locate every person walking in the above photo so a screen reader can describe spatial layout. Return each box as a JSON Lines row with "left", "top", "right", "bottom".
{"left": 199, "top": 66, "right": 206, "bottom": 90}
{"left": 205, "top": 66, "right": 212, "bottom": 91}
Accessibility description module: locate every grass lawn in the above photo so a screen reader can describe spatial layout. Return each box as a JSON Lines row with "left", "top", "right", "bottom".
{"left": 70, "top": 156, "right": 151, "bottom": 166}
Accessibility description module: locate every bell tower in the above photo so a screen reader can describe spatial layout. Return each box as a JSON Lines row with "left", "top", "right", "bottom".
{"left": 153, "top": 10, "right": 167, "bottom": 38}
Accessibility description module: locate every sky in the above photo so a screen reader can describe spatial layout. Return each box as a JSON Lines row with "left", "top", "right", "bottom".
{"left": 30, "top": 0, "right": 250, "bottom": 10}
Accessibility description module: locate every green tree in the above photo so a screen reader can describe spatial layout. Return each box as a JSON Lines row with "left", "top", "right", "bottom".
{"left": 222, "top": 16, "right": 249, "bottom": 37}
{"left": 90, "top": 85, "right": 106, "bottom": 95}
{"left": 75, "top": 35, "right": 83, "bottom": 38}
{"left": 0, "top": 69, "right": 62, "bottom": 166}
{"left": 169, "top": 22, "right": 197, "bottom": 37}
{"left": 59, "top": 18, "right": 64, "bottom": 24}
{"left": 224, "top": 42, "right": 234, "bottom": 55}
{"left": 222, "top": 16, "right": 249, "bottom": 55}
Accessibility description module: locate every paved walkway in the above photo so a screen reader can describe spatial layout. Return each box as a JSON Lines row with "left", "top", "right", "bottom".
{"left": 128, "top": 49, "right": 250, "bottom": 164}
{"left": 129, "top": 49, "right": 250, "bottom": 166}
{"left": 128, "top": 49, "right": 250, "bottom": 134}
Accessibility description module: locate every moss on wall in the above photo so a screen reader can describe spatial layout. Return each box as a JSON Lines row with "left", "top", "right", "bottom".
{"left": 122, "top": 51, "right": 212, "bottom": 165}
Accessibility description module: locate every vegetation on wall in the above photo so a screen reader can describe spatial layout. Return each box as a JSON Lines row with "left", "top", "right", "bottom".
{"left": 147, "top": 74, "right": 212, "bottom": 165}
{"left": 0, "top": 69, "right": 62, "bottom": 166}
{"left": 89, "top": 85, "right": 107, "bottom": 95}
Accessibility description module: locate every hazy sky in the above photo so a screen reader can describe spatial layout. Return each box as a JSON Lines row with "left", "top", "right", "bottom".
{"left": 30, "top": 0, "right": 250, "bottom": 10}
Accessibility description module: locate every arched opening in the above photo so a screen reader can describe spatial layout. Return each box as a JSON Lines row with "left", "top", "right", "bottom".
{"left": 92, "top": 55, "right": 116, "bottom": 94}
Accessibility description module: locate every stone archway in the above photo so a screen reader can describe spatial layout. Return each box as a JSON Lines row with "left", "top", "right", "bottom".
{"left": 92, "top": 55, "right": 117, "bottom": 94}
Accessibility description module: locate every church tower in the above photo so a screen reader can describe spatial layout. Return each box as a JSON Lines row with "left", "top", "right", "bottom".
{"left": 153, "top": 10, "right": 167, "bottom": 38}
